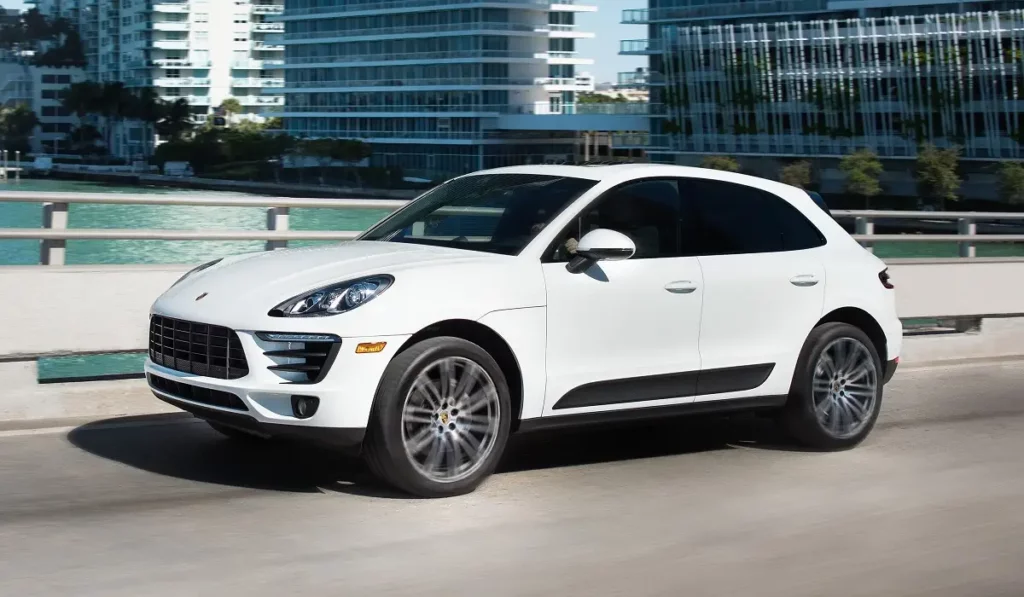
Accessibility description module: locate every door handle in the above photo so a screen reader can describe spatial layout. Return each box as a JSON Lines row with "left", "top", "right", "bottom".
{"left": 665, "top": 280, "right": 698, "bottom": 294}
{"left": 790, "top": 274, "right": 820, "bottom": 287}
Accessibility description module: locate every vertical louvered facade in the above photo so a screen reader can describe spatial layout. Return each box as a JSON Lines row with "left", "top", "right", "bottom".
{"left": 657, "top": 10, "right": 1024, "bottom": 159}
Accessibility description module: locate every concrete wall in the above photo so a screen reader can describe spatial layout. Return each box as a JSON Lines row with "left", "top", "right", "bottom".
{"left": 1, "top": 262, "right": 1023, "bottom": 425}
{"left": 0, "top": 265, "right": 187, "bottom": 359}
{"left": 2, "top": 260, "right": 1023, "bottom": 359}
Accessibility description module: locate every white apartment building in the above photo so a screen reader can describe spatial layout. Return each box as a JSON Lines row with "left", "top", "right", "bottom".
{"left": 0, "top": 62, "right": 85, "bottom": 154}
{"left": 275, "top": 0, "right": 650, "bottom": 180}
{"left": 29, "top": 0, "right": 286, "bottom": 157}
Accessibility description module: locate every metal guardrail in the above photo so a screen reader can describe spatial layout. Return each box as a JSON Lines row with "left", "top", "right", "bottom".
{"left": 2, "top": 192, "right": 1024, "bottom": 265}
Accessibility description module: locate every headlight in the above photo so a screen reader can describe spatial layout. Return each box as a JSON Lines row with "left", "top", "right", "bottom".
{"left": 270, "top": 275, "right": 394, "bottom": 317}
{"left": 172, "top": 258, "right": 222, "bottom": 287}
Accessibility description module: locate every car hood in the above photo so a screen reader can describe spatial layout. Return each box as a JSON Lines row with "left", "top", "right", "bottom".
{"left": 154, "top": 241, "right": 506, "bottom": 320}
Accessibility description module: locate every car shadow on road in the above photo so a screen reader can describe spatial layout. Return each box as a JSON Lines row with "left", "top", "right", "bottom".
{"left": 66, "top": 411, "right": 801, "bottom": 500}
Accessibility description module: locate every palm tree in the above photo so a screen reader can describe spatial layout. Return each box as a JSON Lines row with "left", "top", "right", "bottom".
{"left": 97, "top": 82, "right": 134, "bottom": 155}
{"left": 155, "top": 98, "right": 194, "bottom": 142}
{"left": 0, "top": 105, "right": 41, "bottom": 153}
{"left": 61, "top": 81, "right": 104, "bottom": 119}
{"left": 134, "top": 87, "right": 162, "bottom": 159}
{"left": 219, "top": 97, "right": 243, "bottom": 118}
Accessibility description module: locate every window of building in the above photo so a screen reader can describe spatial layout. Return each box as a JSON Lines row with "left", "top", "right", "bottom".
{"left": 681, "top": 179, "right": 825, "bottom": 255}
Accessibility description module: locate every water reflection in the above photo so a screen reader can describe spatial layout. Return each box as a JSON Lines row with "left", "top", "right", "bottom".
{"left": 0, "top": 180, "right": 391, "bottom": 265}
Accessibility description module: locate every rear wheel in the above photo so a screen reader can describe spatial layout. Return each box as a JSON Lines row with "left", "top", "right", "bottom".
{"left": 363, "top": 336, "right": 511, "bottom": 498}
{"left": 781, "top": 322, "right": 883, "bottom": 450}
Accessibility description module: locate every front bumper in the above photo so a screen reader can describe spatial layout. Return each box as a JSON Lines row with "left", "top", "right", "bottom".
{"left": 145, "top": 325, "right": 411, "bottom": 436}
{"left": 151, "top": 391, "right": 366, "bottom": 450}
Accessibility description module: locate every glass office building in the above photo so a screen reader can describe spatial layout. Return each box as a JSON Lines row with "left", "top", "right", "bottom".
{"left": 621, "top": 1, "right": 1024, "bottom": 160}
{"left": 275, "top": 0, "right": 628, "bottom": 179}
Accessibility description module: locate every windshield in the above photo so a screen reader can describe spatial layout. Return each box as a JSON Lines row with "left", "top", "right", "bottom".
{"left": 359, "top": 173, "right": 597, "bottom": 255}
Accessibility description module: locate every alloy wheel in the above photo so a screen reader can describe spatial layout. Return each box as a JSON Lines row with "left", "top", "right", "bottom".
{"left": 811, "top": 337, "right": 879, "bottom": 439}
{"left": 400, "top": 356, "right": 501, "bottom": 483}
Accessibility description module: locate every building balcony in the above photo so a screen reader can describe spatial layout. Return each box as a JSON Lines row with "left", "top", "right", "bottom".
{"left": 152, "top": 39, "right": 189, "bottom": 50}
{"left": 277, "top": 0, "right": 554, "bottom": 20}
{"left": 506, "top": 102, "right": 661, "bottom": 116}
{"left": 237, "top": 95, "right": 284, "bottom": 105}
{"left": 281, "top": 49, "right": 544, "bottom": 67}
{"left": 275, "top": 105, "right": 504, "bottom": 115}
{"left": 617, "top": 70, "right": 664, "bottom": 87}
{"left": 496, "top": 103, "right": 654, "bottom": 131}
{"left": 277, "top": 103, "right": 659, "bottom": 118}
{"left": 282, "top": 77, "right": 537, "bottom": 90}
{"left": 153, "top": 77, "right": 210, "bottom": 87}
{"left": 536, "top": 76, "right": 595, "bottom": 91}
{"left": 544, "top": 51, "right": 595, "bottom": 65}
{"left": 253, "top": 42, "right": 284, "bottom": 51}
{"left": 252, "top": 22, "right": 284, "bottom": 32}
{"left": 151, "top": 58, "right": 210, "bottom": 67}
{"left": 251, "top": 4, "right": 284, "bottom": 15}
{"left": 619, "top": 39, "right": 662, "bottom": 55}
{"left": 282, "top": 21, "right": 552, "bottom": 43}
{"left": 233, "top": 58, "right": 285, "bottom": 69}
{"left": 160, "top": 94, "right": 211, "bottom": 105}
{"left": 150, "top": 2, "right": 190, "bottom": 14}
{"left": 232, "top": 77, "right": 286, "bottom": 87}
{"left": 151, "top": 21, "right": 189, "bottom": 32}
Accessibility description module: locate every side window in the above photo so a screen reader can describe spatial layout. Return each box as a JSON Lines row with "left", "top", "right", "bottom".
{"left": 548, "top": 179, "right": 683, "bottom": 261}
{"left": 683, "top": 179, "right": 825, "bottom": 256}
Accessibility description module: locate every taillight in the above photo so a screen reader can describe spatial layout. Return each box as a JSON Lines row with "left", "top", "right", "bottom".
{"left": 879, "top": 268, "right": 894, "bottom": 289}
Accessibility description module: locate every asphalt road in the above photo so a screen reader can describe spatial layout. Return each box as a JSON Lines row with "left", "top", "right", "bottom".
{"left": 1, "top": 361, "right": 1022, "bottom": 597}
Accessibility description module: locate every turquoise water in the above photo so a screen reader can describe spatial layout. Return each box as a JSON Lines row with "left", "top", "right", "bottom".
{"left": 0, "top": 179, "right": 392, "bottom": 266}
{"left": 3, "top": 179, "right": 1022, "bottom": 262}
{"left": 1, "top": 179, "right": 392, "bottom": 382}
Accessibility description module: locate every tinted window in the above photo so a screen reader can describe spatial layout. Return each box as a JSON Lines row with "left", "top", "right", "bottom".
{"left": 806, "top": 191, "right": 835, "bottom": 219}
{"left": 359, "top": 174, "right": 596, "bottom": 256}
{"left": 682, "top": 179, "right": 825, "bottom": 255}
{"left": 547, "top": 178, "right": 684, "bottom": 261}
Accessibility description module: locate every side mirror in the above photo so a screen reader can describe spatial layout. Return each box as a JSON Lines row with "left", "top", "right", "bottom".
{"left": 567, "top": 228, "right": 636, "bottom": 274}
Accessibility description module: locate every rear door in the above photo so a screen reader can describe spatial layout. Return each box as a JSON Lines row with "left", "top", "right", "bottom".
{"left": 679, "top": 177, "right": 828, "bottom": 400}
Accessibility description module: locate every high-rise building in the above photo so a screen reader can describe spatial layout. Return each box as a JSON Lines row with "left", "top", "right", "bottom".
{"left": 0, "top": 63, "right": 85, "bottom": 154}
{"left": 620, "top": 1, "right": 1024, "bottom": 163}
{"left": 29, "top": 0, "right": 286, "bottom": 157}
{"left": 275, "top": 0, "right": 650, "bottom": 180}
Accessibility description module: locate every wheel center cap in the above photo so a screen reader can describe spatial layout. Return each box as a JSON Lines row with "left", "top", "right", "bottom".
{"left": 439, "top": 411, "right": 450, "bottom": 426}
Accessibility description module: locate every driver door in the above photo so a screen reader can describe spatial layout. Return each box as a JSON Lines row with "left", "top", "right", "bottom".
{"left": 541, "top": 178, "right": 704, "bottom": 416}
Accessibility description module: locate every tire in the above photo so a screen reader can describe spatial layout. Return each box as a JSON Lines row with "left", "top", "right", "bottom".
{"left": 780, "top": 322, "right": 883, "bottom": 450}
{"left": 206, "top": 420, "right": 268, "bottom": 441}
{"left": 363, "top": 336, "right": 512, "bottom": 498}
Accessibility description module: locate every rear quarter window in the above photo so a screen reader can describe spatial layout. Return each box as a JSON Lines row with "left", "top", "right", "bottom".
{"left": 683, "top": 179, "right": 826, "bottom": 255}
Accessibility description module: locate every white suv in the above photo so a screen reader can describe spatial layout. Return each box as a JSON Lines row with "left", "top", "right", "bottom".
{"left": 145, "top": 164, "right": 902, "bottom": 497}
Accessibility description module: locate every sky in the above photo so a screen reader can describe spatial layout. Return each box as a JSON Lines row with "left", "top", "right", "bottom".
{"left": 3, "top": 0, "right": 644, "bottom": 83}
{"left": 578, "top": 0, "right": 646, "bottom": 83}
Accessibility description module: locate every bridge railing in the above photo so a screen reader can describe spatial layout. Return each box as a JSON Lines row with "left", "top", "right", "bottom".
{"left": 2, "top": 192, "right": 1024, "bottom": 265}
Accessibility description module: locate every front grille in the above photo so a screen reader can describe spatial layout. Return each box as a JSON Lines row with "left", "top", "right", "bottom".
{"left": 263, "top": 340, "right": 341, "bottom": 384}
{"left": 149, "top": 315, "right": 249, "bottom": 380}
{"left": 148, "top": 374, "right": 248, "bottom": 411}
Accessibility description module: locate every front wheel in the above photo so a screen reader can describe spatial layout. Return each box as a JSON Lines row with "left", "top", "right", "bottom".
{"left": 781, "top": 322, "right": 883, "bottom": 450}
{"left": 363, "top": 336, "right": 511, "bottom": 498}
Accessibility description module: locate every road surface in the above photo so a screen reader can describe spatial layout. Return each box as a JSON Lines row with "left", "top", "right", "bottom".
{"left": 0, "top": 360, "right": 1022, "bottom": 596}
